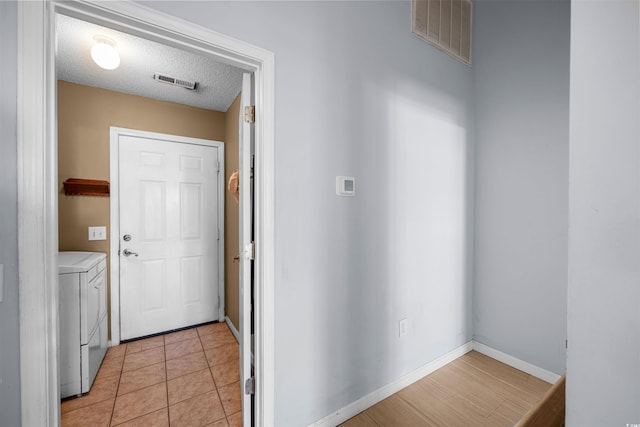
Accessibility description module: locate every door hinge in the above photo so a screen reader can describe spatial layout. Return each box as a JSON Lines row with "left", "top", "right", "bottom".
{"left": 217, "top": 161, "right": 221, "bottom": 173}
{"left": 245, "top": 377, "right": 255, "bottom": 395}
{"left": 245, "top": 242, "right": 255, "bottom": 261}
{"left": 244, "top": 106, "right": 255, "bottom": 124}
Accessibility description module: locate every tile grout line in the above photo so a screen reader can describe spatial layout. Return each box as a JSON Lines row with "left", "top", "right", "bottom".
{"left": 163, "top": 335, "right": 171, "bottom": 426}
{"left": 204, "top": 330, "right": 228, "bottom": 425}
{"left": 108, "top": 345, "right": 124, "bottom": 427}
{"left": 107, "top": 344, "right": 122, "bottom": 426}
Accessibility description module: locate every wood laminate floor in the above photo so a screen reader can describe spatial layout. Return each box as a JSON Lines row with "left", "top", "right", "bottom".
{"left": 341, "top": 351, "right": 554, "bottom": 427}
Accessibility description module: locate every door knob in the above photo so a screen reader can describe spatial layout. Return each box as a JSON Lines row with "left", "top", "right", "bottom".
{"left": 123, "top": 249, "right": 139, "bottom": 257}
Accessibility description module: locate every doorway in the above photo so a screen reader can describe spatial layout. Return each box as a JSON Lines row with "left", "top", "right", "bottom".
{"left": 16, "top": 1, "right": 275, "bottom": 425}
{"left": 111, "top": 128, "right": 225, "bottom": 340}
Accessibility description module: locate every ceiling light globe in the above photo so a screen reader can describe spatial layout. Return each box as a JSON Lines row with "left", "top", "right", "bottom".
{"left": 91, "top": 36, "right": 120, "bottom": 70}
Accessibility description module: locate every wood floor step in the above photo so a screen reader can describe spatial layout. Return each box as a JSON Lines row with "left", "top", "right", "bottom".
{"left": 340, "top": 351, "right": 557, "bottom": 427}
{"left": 515, "top": 374, "right": 566, "bottom": 427}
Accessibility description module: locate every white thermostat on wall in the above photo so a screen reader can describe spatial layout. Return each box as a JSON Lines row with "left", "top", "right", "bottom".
{"left": 336, "top": 176, "right": 355, "bottom": 197}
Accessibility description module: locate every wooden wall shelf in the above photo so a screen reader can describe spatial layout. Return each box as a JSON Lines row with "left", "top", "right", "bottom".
{"left": 63, "top": 178, "right": 110, "bottom": 197}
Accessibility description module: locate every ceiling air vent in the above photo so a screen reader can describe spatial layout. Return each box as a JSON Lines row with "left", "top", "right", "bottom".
{"left": 153, "top": 73, "right": 198, "bottom": 90}
{"left": 412, "top": 0, "right": 473, "bottom": 65}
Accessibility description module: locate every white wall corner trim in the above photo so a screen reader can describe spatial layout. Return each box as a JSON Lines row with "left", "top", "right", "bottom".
{"left": 226, "top": 316, "right": 241, "bottom": 343}
{"left": 309, "top": 342, "right": 474, "bottom": 427}
{"left": 472, "top": 341, "right": 561, "bottom": 384}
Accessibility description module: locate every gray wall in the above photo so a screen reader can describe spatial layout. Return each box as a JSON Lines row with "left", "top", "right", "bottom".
{"left": 473, "top": 0, "right": 569, "bottom": 375}
{"left": 0, "top": 1, "right": 22, "bottom": 426}
{"left": 567, "top": 1, "right": 640, "bottom": 425}
{"left": 142, "top": 1, "right": 475, "bottom": 425}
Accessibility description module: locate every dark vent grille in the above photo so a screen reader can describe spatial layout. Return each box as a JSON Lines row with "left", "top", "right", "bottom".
{"left": 153, "top": 73, "right": 198, "bottom": 90}
{"left": 157, "top": 74, "right": 175, "bottom": 84}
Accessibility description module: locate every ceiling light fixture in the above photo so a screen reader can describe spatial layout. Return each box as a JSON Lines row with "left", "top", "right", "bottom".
{"left": 91, "top": 35, "right": 120, "bottom": 70}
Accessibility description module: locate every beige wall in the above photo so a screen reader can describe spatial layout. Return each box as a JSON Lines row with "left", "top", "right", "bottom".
{"left": 58, "top": 80, "right": 235, "bottom": 336}
{"left": 223, "top": 94, "right": 241, "bottom": 330}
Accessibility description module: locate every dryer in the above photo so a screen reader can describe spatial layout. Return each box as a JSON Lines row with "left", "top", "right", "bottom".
{"left": 58, "top": 251, "right": 108, "bottom": 398}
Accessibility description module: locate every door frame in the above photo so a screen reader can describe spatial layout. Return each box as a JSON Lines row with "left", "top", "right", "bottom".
{"left": 110, "top": 127, "right": 227, "bottom": 342}
{"left": 17, "top": 1, "right": 275, "bottom": 425}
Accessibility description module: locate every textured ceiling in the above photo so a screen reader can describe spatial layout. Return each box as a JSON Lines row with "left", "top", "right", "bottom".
{"left": 56, "top": 14, "right": 243, "bottom": 112}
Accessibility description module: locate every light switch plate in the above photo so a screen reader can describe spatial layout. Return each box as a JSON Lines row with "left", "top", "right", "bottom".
{"left": 399, "top": 318, "right": 408, "bottom": 338}
{"left": 88, "top": 226, "right": 107, "bottom": 241}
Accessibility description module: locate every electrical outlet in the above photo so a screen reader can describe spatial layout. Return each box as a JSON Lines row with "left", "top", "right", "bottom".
{"left": 88, "top": 226, "right": 107, "bottom": 241}
{"left": 399, "top": 318, "right": 408, "bottom": 338}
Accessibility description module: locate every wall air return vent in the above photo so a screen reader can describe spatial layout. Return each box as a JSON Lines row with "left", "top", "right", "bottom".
{"left": 412, "top": 0, "right": 473, "bottom": 65}
{"left": 153, "top": 73, "right": 198, "bottom": 90}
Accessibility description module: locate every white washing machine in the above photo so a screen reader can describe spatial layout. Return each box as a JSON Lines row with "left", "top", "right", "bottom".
{"left": 58, "top": 251, "right": 108, "bottom": 398}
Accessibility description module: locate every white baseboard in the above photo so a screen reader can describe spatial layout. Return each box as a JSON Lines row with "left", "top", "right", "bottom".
{"left": 472, "top": 341, "right": 561, "bottom": 384}
{"left": 309, "top": 341, "right": 474, "bottom": 427}
{"left": 225, "top": 316, "right": 240, "bottom": 343}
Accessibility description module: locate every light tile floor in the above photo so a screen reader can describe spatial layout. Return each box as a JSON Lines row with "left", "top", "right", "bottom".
{"left": 61, "top": 322, "right": 242, "bottom": 427}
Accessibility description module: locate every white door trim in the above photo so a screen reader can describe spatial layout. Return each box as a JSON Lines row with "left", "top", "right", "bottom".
{"left": 239, "top": 72, "right": 254, "bottom": 427}
{"left": 17, "top": 2, "right": 59, "bottom": 425}
{"left": 110, "top": 127, "right": 226, "bottom": 343}
{"left": 17, "top": 1, "right": 275, "bottom": 425}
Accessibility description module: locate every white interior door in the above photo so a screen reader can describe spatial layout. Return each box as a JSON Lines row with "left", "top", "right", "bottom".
{"left": 118, "top": 130, "right": 224, "bottom": 340}
{"left": 239, "top": 72, "right": 255, "bottom": 426}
